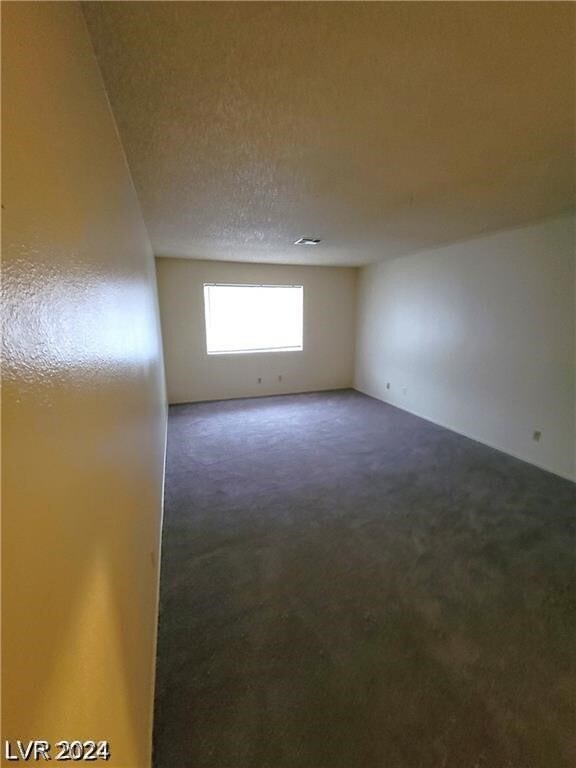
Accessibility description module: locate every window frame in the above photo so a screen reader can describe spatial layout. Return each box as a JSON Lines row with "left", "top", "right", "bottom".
{"left": 203, "top": 282, "right": 304, "bottom": 356}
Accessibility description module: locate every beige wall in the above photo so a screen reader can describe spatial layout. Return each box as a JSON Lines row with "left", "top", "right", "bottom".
{"left": 2, "top": 4, "right": 166, "bottom": 767}
{"left": 355, "top": 215, "right": 576, "bottom": 480}
{"left": 156, "top": 258, "right": 357, "bottom": 404}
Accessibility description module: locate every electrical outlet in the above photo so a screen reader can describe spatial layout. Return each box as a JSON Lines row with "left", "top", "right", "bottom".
{"left": 386, "top": 382, "right": 391, "bottom": 390}
{"left": 533, "top": 430, "right": 542, "bottom": 443}
{"left": 258, "top": 377, "right": 262, "bottom": 384}
{"left": 402, "top": 387, "right": 407, "bottom": 396}
{"left": 278, "top": 375, "right": 282, "bottom": 382}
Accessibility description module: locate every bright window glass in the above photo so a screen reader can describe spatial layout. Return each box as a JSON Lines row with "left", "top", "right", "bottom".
{"left": 204, "top": 283, "right": 304, "bottom": 354}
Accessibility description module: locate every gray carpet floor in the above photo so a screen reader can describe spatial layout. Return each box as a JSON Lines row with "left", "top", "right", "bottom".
{"left": 153, "top": 389, "right": 575, "bottom": 768}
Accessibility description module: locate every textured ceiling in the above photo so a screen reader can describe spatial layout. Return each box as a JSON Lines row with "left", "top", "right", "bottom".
{"left": 83, "top": 1, "right": 575, "bottom": 266}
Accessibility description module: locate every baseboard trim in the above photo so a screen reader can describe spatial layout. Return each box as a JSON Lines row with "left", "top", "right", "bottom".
{"left": 354, "top": 386, "right": 575, "bottom": 484}
{"left": 169, "top": 386, "right": 355, "bottom": 407}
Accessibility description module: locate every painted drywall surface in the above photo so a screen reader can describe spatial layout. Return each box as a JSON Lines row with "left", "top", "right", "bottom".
{"left": 355, "top": 215, "right": 576, "bottom": 480}
{"left": 2, "top": 4, "right": 166, "bottom": 767}
{"left": 155, "top": 258, "right": 357, "bottom": 403}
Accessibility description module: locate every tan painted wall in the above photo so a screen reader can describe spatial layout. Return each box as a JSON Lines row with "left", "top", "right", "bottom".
{"left": 2, "top": 4, "right": 167, "bottom": 767}
{"left": 355, "top": 215, "right": 576, "bottom": 480}
{"left": 156, "top": 258, "right": 357, "bottom": 404}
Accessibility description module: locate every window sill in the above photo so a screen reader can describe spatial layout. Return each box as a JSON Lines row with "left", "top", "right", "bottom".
{"left": 207, "top": 347, "right": 303, "bottom": 356}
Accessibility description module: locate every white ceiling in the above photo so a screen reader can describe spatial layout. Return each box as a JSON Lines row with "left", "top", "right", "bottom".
{"left": 84, "top": 2, "right": 575, "bottom": 267}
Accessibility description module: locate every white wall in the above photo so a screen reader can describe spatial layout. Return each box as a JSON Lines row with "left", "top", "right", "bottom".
{"left": 3, "top": 4, "right": 167, "bottom": 767}
{"left": 355, "top": 215, "right": 576, "bottom": 480}
{"left": 156, "top": 258, "right": 357, "bottom": 403}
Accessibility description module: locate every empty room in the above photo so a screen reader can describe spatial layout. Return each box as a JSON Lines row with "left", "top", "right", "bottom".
{"left": 2, "top": 2, "right": 575, "bottom": 768}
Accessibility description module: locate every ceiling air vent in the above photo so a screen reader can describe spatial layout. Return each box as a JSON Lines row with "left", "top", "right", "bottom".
{"left": 294, "top": 237, "right": 321, "bottom": 246}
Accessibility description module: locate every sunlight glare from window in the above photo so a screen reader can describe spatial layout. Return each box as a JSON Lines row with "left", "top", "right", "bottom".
{"left": 204, "top": 284, "right": 304, "bottom": 354}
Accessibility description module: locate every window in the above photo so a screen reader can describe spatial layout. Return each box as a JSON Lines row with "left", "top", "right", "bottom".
{"left": 204, "top": 283, "right": 304, "bottom": 355}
